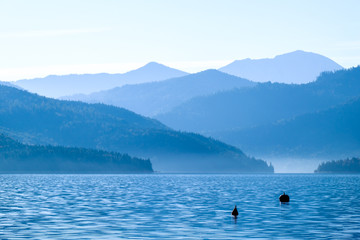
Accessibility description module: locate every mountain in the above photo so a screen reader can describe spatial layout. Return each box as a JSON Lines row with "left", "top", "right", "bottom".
{"left": 219, "top": 50, "right": 343, "bottom": 84}
{"left": 0, "top": 85, "right": 273, "bottom": 173}
{"left": 0, "top": 81, "right": 22, "bottom": 89}
{"left": 13, "top": 62, "right": 188, "bottom": 98}
{"left": 215, "top": 97, "right": 360, "bottom": 158}
{"left": 315, "top": 157, "right": 360, "bottom": 173}
{"left": 156, "top": 67, "right": 360, "bottom": 134}
{"left": 64, "top": 70, "right": 256, "bottom": 117}
{"left": 0, "top": 133, "right": 153, "bottom": 173}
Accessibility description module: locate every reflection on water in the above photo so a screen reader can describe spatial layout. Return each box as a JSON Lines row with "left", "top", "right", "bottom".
{"left": 0, "top": 174, "right": 359, "bottom": 239}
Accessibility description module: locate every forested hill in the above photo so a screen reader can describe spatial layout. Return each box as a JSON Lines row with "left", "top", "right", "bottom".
{"left": 0, "top": 133, "right": 153, "bottom": 173}
{"left": 217, "top": 97, "right": 360, "bottom": 158}
{"left": 315, "top": 158, "right": 360, "bottom": 173}
{"left": 0, "top": 85, "right": 273, "bottom": 173}
{"left": 157, "top": 67, "right": 360, "bottom": 133}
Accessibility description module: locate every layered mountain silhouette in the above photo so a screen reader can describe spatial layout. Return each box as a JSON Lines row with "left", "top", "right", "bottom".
{"left": 219, "top": 50, "right": 343, "bottom": 84}
{"left": 0, "top": 133, "right": 153, "bottom": 173}
{"left": 64, "top": 70, "right": 256, "bottom": 116}
{"left": 13, "top": 62, "right": 188, "bottom": 98}
{"left": 4, "top": 51, "right": 351, "bottom": 168}
{"left": 157, "top": 67, "right": 360, "bottom": 136}
{"left": 0, "top": 85, "right": 273, "bottom": 173}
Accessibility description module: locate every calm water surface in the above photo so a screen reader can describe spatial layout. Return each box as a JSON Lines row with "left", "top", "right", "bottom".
{"left": 0, "top": 174, "right": 359, "bottom": 239}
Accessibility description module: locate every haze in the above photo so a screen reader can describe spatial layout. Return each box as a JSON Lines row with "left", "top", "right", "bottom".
{"left": 0, "top": 0, "right": 360, "bottom": 81}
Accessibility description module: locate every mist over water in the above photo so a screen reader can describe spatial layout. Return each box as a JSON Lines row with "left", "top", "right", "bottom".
{"left": 262, "top": 157, "right": 326, "bottom": 173}
{"left": 0, "top": 174, "right": 359, "bottom": 239}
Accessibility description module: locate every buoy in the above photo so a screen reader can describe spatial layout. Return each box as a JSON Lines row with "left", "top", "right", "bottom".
{"left": 232, "top": 205, "right": 239, "bottom": 217}
{"left": 279, "top": 192, "right": 290, "bottom": 203}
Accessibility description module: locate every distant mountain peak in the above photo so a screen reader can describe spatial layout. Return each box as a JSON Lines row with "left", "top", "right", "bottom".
{"left": 191, "top": 69, "right": 247, "bottom": 79}
{"left": 289, "top": 49, "right": 307, "bottom": 54}
{"left": 274, "top": 50, "right": 327, "bottom": 59}
{"left": 142, "top": 61, "right": 166, "bottom": 68}
{"left": 219, "top": 50, "right": 343, "bottom": 84}
{"left": 137, "top": 61, "right": 186, "bottom": 72}
{"left": 196, "top": 69, "right": 219, "bottom": 74}
{"left": 121, "top": 61, "right": 188, "bottom": 76}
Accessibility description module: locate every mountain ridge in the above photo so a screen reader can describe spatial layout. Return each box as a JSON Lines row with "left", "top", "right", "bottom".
{"left": 63, "top": 69, "right": 256, "bottom": 117}
{"left": 13, "top": 62, "right": 188, "bottom": 98}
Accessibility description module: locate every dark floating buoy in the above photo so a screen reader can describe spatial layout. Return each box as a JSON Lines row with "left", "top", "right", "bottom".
{"left": 279, "top": 192, "right": 290, "bottom": 203}
{"left": 232, "top": 205, "right": 239, "bottom": 217}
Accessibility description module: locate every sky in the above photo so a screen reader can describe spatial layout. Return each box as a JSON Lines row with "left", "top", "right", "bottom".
{"left": 0, "top": 0, "right": 359, "bottom": 81}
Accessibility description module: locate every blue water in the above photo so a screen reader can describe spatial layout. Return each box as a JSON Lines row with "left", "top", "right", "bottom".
{"left": 0, "top": 174, "right": 359, "bottom": 239}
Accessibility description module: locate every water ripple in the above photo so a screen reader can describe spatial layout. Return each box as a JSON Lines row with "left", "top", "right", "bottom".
{"left": 0, "top": 174, "right": 359, "bottom": 239}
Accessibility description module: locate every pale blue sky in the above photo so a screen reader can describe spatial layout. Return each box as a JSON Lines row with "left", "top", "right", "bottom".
{"left": 1, "top": 0, "right": 359, "bottom": 81}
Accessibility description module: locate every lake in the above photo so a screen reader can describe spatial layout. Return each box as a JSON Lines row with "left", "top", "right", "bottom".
{"left": 0, "top": 174, "right": 359, "bottom": 239}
